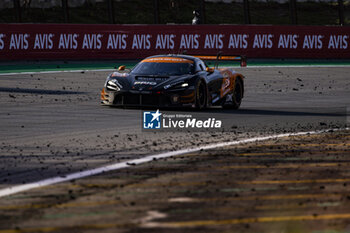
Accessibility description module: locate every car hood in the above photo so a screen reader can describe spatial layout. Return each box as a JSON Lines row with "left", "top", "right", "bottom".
{"left": 111, "top": 73, "right": 195, "bottom": 91}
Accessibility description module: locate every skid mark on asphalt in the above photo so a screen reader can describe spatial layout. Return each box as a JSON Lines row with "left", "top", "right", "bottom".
{"left": 117, "top": 177, "right": 350, "bottom": 188}
{"left": 256, "top": 202, "right": 341, "bottom": 210}
{"left": 168, "top": 193, "right": 348, "bottom": 203}
{"left": 238, "top": 152, "right": 293, "bottom": 156}
{"left": 2, "top": 213, "right": 350, "bottom": 232}
{"left": 237, "top": 179, "right": 350, "bottom": 185}
{"left": 253, "top": 142, "right": 350, "bottom": 148}
{"left": 168, "top": 201, "right": 342, "bottom": 213}
{"left": 220, "top": 162, "right": 350, "bottom": 169}
{"left": 141, "top": 213, "right": 350, "bottom": 228}
{"left": 0, "top": 200, "right": 120, "bottom": 210}
{"left": 42, "top": 211, "right": 115, "bottom": 220}
{"left": 0, "top": 223, "right": 135, "bottom": 233}
{"left": 236, "top": 150, "right": 348, "bottom": 156}
{"left": 1, "top": 191, "right": 346, "bottom": 211}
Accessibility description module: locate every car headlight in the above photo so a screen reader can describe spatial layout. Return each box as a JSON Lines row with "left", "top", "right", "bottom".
{"left": 164, "top": 82, "right": 189, "bottom": 90}
{"left": 106, "top": 79, "right": 123, "bottom": 91}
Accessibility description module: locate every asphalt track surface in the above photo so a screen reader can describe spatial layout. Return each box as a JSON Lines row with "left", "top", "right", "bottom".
{"left": 0, "top": 66, "right": 349, "bottom": 185}
{"left": 0, "top": 66, "right": 349, "bottom": 232}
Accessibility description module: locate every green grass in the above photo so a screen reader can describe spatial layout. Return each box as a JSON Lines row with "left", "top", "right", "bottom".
{"left": 0, "top": 0, "right": 349, "bottom": 25}
{"left": 1, "top": 59, "right": 350, "bottom": 74}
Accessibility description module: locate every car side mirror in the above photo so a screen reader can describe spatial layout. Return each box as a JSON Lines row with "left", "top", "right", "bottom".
{"left": 118, "top": 65, "right": 126, "bottom": 71}
{"left": 206, "top": 67, "right": 214, "bottom": 73}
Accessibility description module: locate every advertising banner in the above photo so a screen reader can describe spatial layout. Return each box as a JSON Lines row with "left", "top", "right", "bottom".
{"left": 0, "top": 24, "right": 349, "bottom": 60}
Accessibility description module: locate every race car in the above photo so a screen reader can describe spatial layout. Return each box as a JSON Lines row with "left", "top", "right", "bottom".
{"left": 101, "top": 54, "right": 245, "bottom": 109}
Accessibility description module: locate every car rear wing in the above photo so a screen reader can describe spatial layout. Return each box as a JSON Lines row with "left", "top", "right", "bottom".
{"left": 192, "top": 54, "right": 247, "bottom": 68}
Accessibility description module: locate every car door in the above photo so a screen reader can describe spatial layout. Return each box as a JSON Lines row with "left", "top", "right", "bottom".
{"left": 203, "top": 62, "right": 223, "bottom": 105}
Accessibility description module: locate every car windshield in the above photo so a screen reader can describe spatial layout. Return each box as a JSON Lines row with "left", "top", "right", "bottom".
{"left": 131, "top": 62, "right": 193, "bottom": 76}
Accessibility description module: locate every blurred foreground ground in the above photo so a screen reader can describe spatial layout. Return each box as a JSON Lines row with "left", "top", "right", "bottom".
{"left": 0, "top": 130, "right": 350, "bottom": 233}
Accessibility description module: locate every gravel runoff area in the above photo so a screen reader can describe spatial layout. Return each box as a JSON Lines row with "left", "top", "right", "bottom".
{"left": 0, "top": 66, "right": 349, "bottom": 232}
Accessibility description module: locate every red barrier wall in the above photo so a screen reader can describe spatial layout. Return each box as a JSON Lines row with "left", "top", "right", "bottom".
{"left": 0, "top": 24, "right": 349, "bottom": 60}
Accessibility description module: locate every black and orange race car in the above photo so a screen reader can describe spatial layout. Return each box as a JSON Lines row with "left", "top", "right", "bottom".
{"left": 101, "top": 54, "right": 245, "bottom": 109}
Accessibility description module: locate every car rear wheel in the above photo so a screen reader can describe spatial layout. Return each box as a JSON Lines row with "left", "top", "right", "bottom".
{"left": 195, "top": 80, "right": 207, "bottom": 110}
{"left": 222, "top": 79, "right": 243, "bottom": 109}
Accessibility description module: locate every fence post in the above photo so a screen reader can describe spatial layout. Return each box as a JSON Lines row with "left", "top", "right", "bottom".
{"left": 289, "top": 0, "right": 297, "bottom": 25}
{"left": 107, "top": 0, "right": 115, "bottom": 24}
{"left": 154, "top": 0, "right": 160, "bottom": 24}
{"left": 338, "top": 0, "right": 344, "bottom": 25}
{"left": 62, "top": 0, "right": 69, "bottom": 23}
{"left": 243, "top": 0, "right": 251, "bottom": 24}
{"left": 200, "top": 0, "right": 206, "bottom": 24}
{"left": 13, "top": 0, "right": 21, "bottom": 22}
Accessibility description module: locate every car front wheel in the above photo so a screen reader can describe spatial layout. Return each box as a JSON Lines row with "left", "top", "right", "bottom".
{"left": 195, "top": 80, "right": 207, "bottom": 110}
{"left": 222, "top": 79, "right": 243, "bottom": 109}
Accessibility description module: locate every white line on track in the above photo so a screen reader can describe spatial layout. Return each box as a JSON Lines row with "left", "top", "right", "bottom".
{"left": 1, "top": 65, "right": 350, "bottom": 76}
{"left": 0, "top": 127, "right": 348, "bottom": 198}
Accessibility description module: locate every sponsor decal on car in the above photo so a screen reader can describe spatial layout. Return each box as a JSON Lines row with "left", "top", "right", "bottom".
{"left": 134, "top": 81, "right": 157, "bottom": 85}
{"left": 142, "top": 57, "right": 194, "bottom": 63}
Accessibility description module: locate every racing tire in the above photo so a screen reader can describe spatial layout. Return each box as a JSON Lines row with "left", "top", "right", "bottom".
{"left": 223, "top": 79, "right": 243, "bottom": 110}
{"left": 195, "top": 80, "right": 207, "bottom": 110}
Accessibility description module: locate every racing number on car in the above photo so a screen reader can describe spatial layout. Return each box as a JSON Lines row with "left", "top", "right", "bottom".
{"left": 223, "top": 78, "right": 230, "bottom": 89}
{"left": 220, "top": 71, "right": 234, "bottom": 97}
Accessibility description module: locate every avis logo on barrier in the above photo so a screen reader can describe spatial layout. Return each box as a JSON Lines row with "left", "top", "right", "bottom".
{"left": 143, "top": 110, "right": 162, "bottom": 129}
